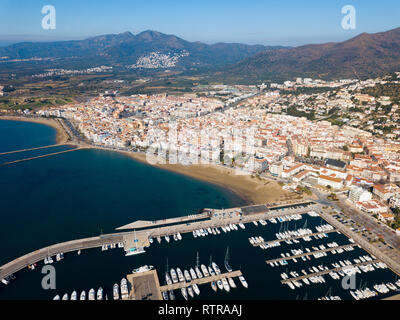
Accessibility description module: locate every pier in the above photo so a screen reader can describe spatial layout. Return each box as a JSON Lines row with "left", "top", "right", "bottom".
{"left": 159, "top": 270, "right": 242, "bottom": 292}
{"left": 253, "top": 229, "right": 339, "bottom": 247}
{"left": 265, "top": 243, "right": 358, "bottom": 264}
{"left": 0, "top": 200, "right": 317, "bottom": 281}
{"left": 0, "top": 146, "right": 84, "bottom": 166}
{"left": 125, "top": 268, "right": 242, "bottom": 300}
{"left": 281, "top": 259, "right": 380, "bottom": 284}
{"left": 0, "top": 144, "right": 63, "bottom": 155}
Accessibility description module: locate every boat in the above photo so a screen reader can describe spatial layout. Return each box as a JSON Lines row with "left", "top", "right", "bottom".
{"left": 162, "top": 291, "right": 169, "bottom": 300}
{"left": 113, "top": 284, "right": 120, "bottom": 300}
{"left": 77, "top": 250, "right": 81, "bottom": 255}
{"left": 190, "top": 268, "right": 197, "bottom": 280}
{"left": 170, "top": 269, "right": 178, "bottom": 283}
{"left": 211, "top": 281, "right": 218, "bottom": 292}
{"left": 228, "top": 278, "right": 236, "bottom": 288}
{"left": 120, "top": 278, "right": 129, "bottom": 299}
{"left": 125, "top": 231, "right": 146, "bottom": 256}
{"left": 224, "top": 247, "right": 233, "bottom": 272}
{"left": 181, "top": 287, "right": 188, "bottom": 300}
{"left": 62, "top": 293, "right": 68, "bottom": 300}
{"left": 80, "top": 291, "right": 86, "bottom": 300}
{"left": 253, "top": 221, "right": 258, "bottom": 226}
{"left": 177, "top": 232, "right": 182, "bottom": 240}
{"left": 173, "top": 234, "right": 178, "bottom": 241}
{"left": 187, "top": 285, "right": 195, "bottom": 298}
{"left": 157, "top": 236, "right": 162, "bottom": 243}
{"left": 97, "top": 287, "right": 103, "bottom": 300}
{"left": 184, "top": 270, "right": 191, "bottom": 282}
{"left": 169, "top": 290, "right": 175, "bottom": 300}
{"left": 71, "top": 291, "right": 77, "bottom": 300}
{"left": 165, "top": 272, "right": 172, "bottom": 285}
{"left": 201, "top": 264, "right": 210, "bottom": 277}
{"left": 222, "top": 278, "right": 230, "bottom": 292}
{"left": 217, "top": 279, "right": 224, "bottom": 290}
{"left": 53, "top": 295, "right": 60, "bottom": 300}
{"left": 212, "top": 262, "right": 221, "bottom": 275}
{"left": 176, "top": 268, "right": 185, "bottom": 282}
{"left": 239, "top": 223, "right": 246, "bottom": 229}
{"left": 239, "top": 275, "right": 248, "bottom": 288}
{"left": 1, "top": 278, "right": 9, "bottom": 285}
{"left": 125, "top": 247, "right": 145, "bottom": 256}
{"left": 208, "top": 266, "right": 216, "bottom": 277}
{"left": 132, "top": 265, "right": 154, "bottom": 274}
{"left": 88, "top": 289, "right": 95, "bottom": 300}
{"left": 192, "top": 283, "right": 200, "bottom": 295}
{"left": 165, "top": 235, "right": 170, "bottom": 243}
{"left": 195, "top": 266, "right": 203, "bottom": 279}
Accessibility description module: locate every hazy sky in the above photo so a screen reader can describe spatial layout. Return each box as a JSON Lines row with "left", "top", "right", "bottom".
{"left": 0, "top": 0, "right": 399, "bottom": 46}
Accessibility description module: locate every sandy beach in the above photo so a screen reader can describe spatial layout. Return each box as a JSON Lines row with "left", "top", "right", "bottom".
{"left": 0, "top": 115, "right": 69, "bottom": 144}
{"left": 120, "top": 152, "right": 303, "bottom": 205}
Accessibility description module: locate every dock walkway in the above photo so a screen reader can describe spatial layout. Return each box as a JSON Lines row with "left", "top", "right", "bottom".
{"left": 266, "top": 243, "right": 358, "bottom": 264}
{"left": 281, "top": 259, "right": 380, "bottom": 284}
{"left": 159, "top": 270, "right": 242, "bottom": 292}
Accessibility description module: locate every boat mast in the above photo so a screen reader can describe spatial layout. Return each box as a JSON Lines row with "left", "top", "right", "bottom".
{"left": 225, "top": 246, "right": 230, "bottom": 264}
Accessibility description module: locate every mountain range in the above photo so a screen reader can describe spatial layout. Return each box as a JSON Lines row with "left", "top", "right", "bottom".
{"left": 1, "top": 28, "right": 400, "bottom": 82}
{"left": 0, "top": 30, "right": 285, "bottom": 71}
{"left": 219, "top": 27, "right": 400, "bottom": 82}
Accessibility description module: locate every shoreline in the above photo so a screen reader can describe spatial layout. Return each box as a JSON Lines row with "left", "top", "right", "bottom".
{"left": 108, "top": 149, "right": 303, "bottom": 205}
{"left": 0, "top": 115, "right": 301, "bottom": 205}
{"left": 0, "top": 115, "right": 69, "bottom": 145}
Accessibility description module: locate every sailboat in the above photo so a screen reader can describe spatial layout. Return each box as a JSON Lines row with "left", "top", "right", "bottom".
{"left": 125, "top": 229, "right": 146, "bottom": 256}
{"left": 224, "top": 246, "right": 233, "bottom": 272}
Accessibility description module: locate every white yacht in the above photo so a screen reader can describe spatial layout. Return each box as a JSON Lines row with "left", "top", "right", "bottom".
{"left": 187, "top": 285, "right": 195, "bottom": 298}
{"left": 62, "top": 293, "right": 68, "bottom": 300}
{"left": 181, "top": 287, "right": 188, "bottom": 300}
{"left": 88, "top": 289, "right": 95, "bottom": 300}
{"left": 212, "top": 262, "right": 221, "bottom": 275}
{"left": 120, "top": 278, "right": 129, "bottom": 299}
{"left": 239, "top": 275, "right": 248, "bottom": 288}
{"left": 170, "top": 269, "right": 178, "bottom": 283}
{"left": 97, "top": 287, "right": 103, "bottom": 300}
{"left": 228, "top": 278, "right": 236, "bottom": 288}
{"left": 53, "top": 295, "right": 60, "bottom": 300}
{"left": 113, "top": 284, "right": 120, "bottom": 300}
{"left": 211, "top": 281, "right": 218, "bottom": 292}
{"left": 70, "top": 291, "right": 77, "bottom": 300}
{"left": 165, "top": 272, "right": 172, "bottom": 285}
{"left": 201, "top": 264, "right": 210, "bottom": 277}
{"left": 195, "top": 266, "right": 203, "bottom": 279}
{"left": 184, "top": 270, "right": 191, "bottom": 282}
{"left": 132, "top": 265, "right": 153, "bottom": 274}
{"left": 80, "top": 291, "right": 86, "bottom": 301}
{"left": 190, "top": 268, "right": 197, "bottom": 280}
{"left": 192, "top": 283, "right": 200, "bottom": 295}
{"left": 176, "top": 268, "right": 185, "bottom": 282}
{"left": 222, "top": 278, "right": 230, "bottom": 292}
{"left": 165, "top": 235, "right": 170, "bottom": 243}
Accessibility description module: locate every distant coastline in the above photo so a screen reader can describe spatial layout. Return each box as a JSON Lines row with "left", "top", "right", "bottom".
{"left": 0, "top": 115, "right": 300, "bottom": 205}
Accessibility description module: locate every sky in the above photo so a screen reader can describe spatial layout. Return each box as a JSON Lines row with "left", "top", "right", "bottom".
{"left": 0, "top": 0, "right": 399, "bottom": 46}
